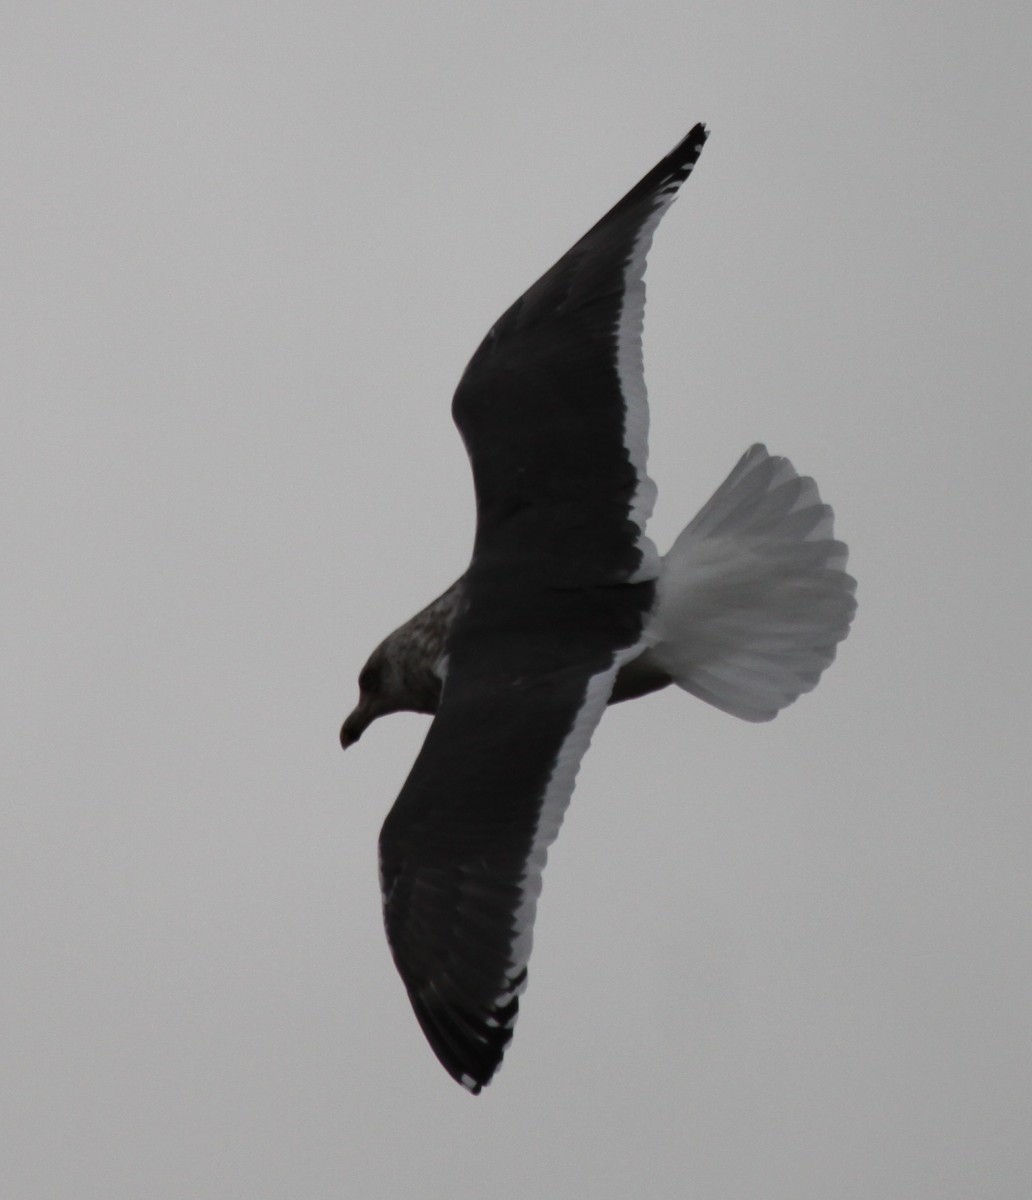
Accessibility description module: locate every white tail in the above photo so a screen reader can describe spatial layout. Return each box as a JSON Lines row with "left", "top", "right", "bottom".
{"left": 642, "top": 445, "right": 856, "bottom": 721}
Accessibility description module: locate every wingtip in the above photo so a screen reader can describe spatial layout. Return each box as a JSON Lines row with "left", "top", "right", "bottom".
{"left": 407, "top": 982, "right": 519, "bottom": 1095}
{"left": 683, "top": 121, "right": 710, "bottom": 150}
{"left": 655, "top": 123, "right": 710, "bottom": 189}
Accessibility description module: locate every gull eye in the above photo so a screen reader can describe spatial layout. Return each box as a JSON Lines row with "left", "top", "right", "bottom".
{"left": 358, "top": 665, "right": 381, "bottom": 694}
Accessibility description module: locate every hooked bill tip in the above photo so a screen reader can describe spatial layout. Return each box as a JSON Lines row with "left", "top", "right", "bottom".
{"left": 339, "top": 716, "right": 362, "bottom": 750}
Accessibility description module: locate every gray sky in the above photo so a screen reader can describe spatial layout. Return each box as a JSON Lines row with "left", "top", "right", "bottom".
{"left": 3, "top": 2, "right": 1030, "bottom": 1197}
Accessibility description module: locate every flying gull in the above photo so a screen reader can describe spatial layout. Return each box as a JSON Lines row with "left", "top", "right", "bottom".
{"left": 341, "top": 125, "right": 856, "bottom": 1093}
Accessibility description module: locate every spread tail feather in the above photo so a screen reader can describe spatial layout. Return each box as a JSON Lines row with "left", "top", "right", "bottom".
{"left": 644, "top": 445, "right": 856, "bottom": 721}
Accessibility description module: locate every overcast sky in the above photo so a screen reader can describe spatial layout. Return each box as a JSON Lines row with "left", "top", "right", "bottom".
{"left": 3, "top": 2, "right": 1031, "bottom": 1197}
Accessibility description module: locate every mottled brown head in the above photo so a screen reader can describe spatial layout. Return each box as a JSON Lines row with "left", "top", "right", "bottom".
{"left": 339, "top": 579, "right": 465, "bottom": 749}
{"left": 339, "top": 645, "right": 401, "bottom": 748}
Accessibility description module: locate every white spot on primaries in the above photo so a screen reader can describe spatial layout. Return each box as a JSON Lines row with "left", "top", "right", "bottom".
{"left": 615, "top": 147, "right": 702, "bottom": 583}
{"left": 504, "top": 638, "right": 645, "bottom": 988}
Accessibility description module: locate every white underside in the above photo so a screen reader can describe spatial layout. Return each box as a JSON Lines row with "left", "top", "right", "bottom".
{"left": 641, "top": 445, "right": 856, "bottom": 721}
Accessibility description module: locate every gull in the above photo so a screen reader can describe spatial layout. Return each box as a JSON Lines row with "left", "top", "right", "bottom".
{"left": 340, "top": 125, "right": 856, "bottom": 1093}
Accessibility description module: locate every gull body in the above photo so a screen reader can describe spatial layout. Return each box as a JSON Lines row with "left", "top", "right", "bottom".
{"left": 341, "top": 126, "right": 856, "bottom": 1093}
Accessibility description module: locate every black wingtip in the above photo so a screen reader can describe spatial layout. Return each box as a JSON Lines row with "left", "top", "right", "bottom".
{"left": 656, "top": 122, "right": 710, "bottom": 189}
{"left": 409, "top": 985, "right": 521, "bottom": 1095}
{"left": 571, "top": 122, "right": 710, "bottom": 248}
